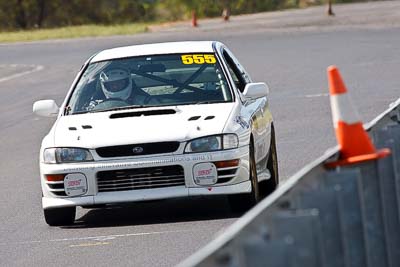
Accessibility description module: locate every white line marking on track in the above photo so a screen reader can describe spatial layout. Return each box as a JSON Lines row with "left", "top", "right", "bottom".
{"left": 305, "top": 93, "right": 329, "bottom": 98}
{"left": 1, "top": 229, "right": 191, "bottom": 246}
{"left": 0, "top": 64, "right": 44, "bottom": 83}
{"left": 69, "top": 242, "right": 110, "bottom": 248}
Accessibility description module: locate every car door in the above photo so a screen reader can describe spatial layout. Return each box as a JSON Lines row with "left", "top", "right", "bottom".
{"left": 220, "top": 47, "right": 271, "bottom": 172}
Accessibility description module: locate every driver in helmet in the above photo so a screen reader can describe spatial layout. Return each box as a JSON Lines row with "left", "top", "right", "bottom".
{"left": 99, "top": 68, "right": 132, "bottom": 101}
{"left": 87, "top": 67, "right": 158, "bottom": 111}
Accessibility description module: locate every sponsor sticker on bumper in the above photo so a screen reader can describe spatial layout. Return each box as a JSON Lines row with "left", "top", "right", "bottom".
{"left": 193, "top": 163, "right": 218, "bottom": 186}
{"left": 64, "top": 173, "right": 87, "bottom": 197}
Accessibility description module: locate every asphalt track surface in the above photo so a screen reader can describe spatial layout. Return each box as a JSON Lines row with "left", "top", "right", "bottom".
{"left": 1, "top": 7, "right": 400, "bottom": 267}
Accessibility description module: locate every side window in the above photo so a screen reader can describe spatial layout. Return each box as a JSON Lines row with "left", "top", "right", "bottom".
{"left": 222, "top": 50, "right": 248, "bottom": 92}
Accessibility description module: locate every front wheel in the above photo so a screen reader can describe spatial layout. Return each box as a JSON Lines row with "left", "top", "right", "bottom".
{"left": 228, "top": 142, "right": 260, "bottom": 213}
{"left": 260, "top": 126, "right": 279, "bottom": 197}
{"left": 44, "top": 207, "right": 76, "bottom": 226}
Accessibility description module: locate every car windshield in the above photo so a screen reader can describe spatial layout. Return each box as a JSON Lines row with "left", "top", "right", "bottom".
{"left": 66, "top": 53, "right": 232, "bottom": 114}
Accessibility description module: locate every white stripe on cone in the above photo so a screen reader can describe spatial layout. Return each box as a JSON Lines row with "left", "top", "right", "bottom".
{"left": 330, "top": 94, "right": 360, "bottom": 127}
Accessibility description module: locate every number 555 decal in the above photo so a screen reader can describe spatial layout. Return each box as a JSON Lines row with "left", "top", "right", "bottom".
{"left": 181, "top": 54, "right": 217, "bottom": 64}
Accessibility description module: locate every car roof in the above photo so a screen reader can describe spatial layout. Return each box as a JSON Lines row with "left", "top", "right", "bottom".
{"left": 90, "top": 41, "right": 219, "bottom": 63}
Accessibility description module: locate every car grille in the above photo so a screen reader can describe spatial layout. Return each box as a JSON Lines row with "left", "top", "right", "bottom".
{"left": 97, "top": 165, "right": 185, "bottom": 192}
{"left": 96, "top": 142, "right": 180, "bottom": 158}
{"left": 46, "top": 181, "right": 67, "bottom": 197}
{"left": 216, "top": 167, "right": 239, "bottom": 184}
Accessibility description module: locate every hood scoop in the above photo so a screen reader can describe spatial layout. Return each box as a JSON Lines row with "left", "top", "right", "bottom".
{"left": 188, "top": 116, "right": 201, "bottom": 121}
{"left": 110, "top": 109, "right": 176, "bottom": 119}
{"left": 69, "top": 125, "right": 92, "bottom": 130}
{"left": 188, "top": 115, "right": 215, "bottom": 121}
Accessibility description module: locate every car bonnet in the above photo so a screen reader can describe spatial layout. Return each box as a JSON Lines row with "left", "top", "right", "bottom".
{"left": 53, "top": 102, "right": 235, "bottom": 148}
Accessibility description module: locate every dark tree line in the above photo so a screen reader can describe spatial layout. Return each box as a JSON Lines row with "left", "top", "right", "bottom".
{"left": 0, "top": 0, "right": 155, "bottom": 30}
{"left": 0, "top": 0, "right": 370, "bottom": 31}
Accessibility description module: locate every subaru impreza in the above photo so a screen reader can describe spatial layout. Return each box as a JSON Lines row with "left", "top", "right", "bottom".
{"left": 33, "top": 41, "right": 279, "bottom": 226}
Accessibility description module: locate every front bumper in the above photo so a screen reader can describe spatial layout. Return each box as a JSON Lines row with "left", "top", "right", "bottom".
{"left": 41, "top": 146, "right": 250, "bottom": 209}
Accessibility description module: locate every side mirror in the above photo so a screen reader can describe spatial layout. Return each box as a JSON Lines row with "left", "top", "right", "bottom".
{"left": 242, "top": 82, "right": 269, "bottom": 100}
{"left": 33, "top": 100, "right": 59, "bottom": 117}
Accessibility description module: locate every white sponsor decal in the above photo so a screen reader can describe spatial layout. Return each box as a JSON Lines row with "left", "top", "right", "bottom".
{"left": 62, "top": 154, "right": 214, "bottom": 172}
{"left": 64, "top": 173, "right": 87, "bottom": 197}
{"left": 193, "top": 163, "right": 218, "bottom": 186}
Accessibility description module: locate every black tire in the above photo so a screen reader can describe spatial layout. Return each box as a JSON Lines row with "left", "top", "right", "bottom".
{"left": 260, "top": 126, "right": 279, "bottom": 197}
{"left": 228, "top": 141, "right": 260, "bottom": 213}
{"left": 44, "top": 207, "right": 76, "bottom": 226}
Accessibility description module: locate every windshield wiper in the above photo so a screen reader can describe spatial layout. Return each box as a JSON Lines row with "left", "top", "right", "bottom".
{"left": 195, "top": 100, "right": 224, "bottom": 105}
{"left": 71, "top": 105, "right": 146, "bottom": 115}
{"left": 90, "top": 105, "right": 146, "bottom": 113}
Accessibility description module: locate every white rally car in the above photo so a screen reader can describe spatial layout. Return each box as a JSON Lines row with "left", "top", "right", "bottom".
{"left": 33, "top": 41, "right": 279, "bottom": 226}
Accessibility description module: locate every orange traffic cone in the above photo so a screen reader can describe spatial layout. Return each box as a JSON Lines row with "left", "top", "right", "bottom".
{"left": 222, "top": 8, "right": 230, "bottom": 21}
{"left": 325, "top": 65, "right": 390, "bottom": 168}
{"left": 191, "top": 10, "right": 198, "bottom": 27}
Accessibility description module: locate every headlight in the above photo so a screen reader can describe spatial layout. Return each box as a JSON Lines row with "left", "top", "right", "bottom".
{"left": 185, "top": 134, "right": 238, "bottom": 153}
{"left": 43, "top": 148, "right": 93, "bottom": 164}
{"left": 223, "top": 134, "right": 239, "bottom": 149}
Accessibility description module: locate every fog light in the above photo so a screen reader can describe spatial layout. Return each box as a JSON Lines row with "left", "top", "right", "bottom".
{"left": 193, "top": 163, "right": 218, "bottom": 186}
{"left": 64, "top": 173, "right": 88, "bottom": 197}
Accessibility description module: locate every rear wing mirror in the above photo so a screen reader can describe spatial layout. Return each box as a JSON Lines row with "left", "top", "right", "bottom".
{"left": 33, "top": 100, "right": 59, "bottom": 117}
{"left": 243, "top": 82, "right": 269, "bottom": 100}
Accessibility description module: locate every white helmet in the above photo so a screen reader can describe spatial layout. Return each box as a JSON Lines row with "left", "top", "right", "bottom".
{"left": 99, "top": 68, "right": 132, "bottom": 100}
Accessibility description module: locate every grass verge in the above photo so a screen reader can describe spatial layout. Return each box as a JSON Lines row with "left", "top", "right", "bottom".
{"left": 0, "top": 23, "right": 149, "bottom": 43}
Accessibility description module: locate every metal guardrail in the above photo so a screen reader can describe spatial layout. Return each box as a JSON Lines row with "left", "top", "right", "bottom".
{"left": 179, "top": 97, "right": 400, "bottom": 267}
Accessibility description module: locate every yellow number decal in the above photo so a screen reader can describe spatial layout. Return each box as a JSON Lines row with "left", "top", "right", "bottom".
{"left": 192, "top": 54, "right": 205, "bottom": 64}
{"left": 181, "top": 55, "right": 193, "bottom": 64}
{"left": 204, "top": 54, "right": 216, "bottom": 64}
{"left": 181, "top": 54, "right": 216, "bottom": 64}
